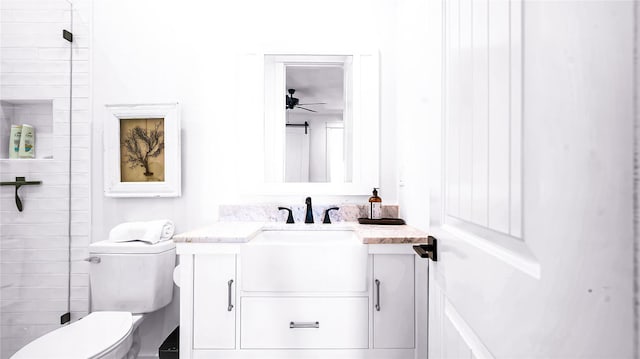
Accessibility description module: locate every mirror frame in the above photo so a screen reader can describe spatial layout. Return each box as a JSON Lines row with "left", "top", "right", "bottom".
{"left": 236, "top": 49, "right": 379, "bottom": 196}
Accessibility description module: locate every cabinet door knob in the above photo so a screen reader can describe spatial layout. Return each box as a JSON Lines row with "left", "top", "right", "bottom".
{"left": 227, "top": 279, "right": 234, "bottom": 311}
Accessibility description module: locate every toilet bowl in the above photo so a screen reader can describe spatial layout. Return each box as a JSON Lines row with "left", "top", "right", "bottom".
{"left": 11, "top": 239, "right": 176, "bottom": 359}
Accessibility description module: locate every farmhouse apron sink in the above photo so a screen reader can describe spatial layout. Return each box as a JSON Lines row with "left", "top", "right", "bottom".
{"left": 241, "top": 230, "right": 368, "bottom": 292}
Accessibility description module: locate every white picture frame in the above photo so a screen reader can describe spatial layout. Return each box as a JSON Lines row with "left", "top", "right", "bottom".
{"left": 104, "top": 103, "right": 181, "bottom": 197}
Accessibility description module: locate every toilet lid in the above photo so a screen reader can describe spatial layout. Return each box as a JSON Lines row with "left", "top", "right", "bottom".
{"left": 89, "top": 239, "right": 175, "bottom": 254}
{"left": 11, "top": 312, "right": 133, "bottom": 359}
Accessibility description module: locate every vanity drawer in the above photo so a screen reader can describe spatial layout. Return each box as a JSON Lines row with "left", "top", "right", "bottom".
{"left": 240, "top": 297, "right": 369, "bottom": 349}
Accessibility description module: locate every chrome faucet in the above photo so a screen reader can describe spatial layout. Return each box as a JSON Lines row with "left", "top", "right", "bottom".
{"left": 305, "top": 197, "right": 314, "bottom": 223}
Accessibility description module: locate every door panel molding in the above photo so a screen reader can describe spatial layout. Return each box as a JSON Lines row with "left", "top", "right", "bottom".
{"left": 444, "top": 297, "right": 494, "bottom": 359}
{"left": 440, "top": 222, "right": 540, "bottom": 279}
{"left": 509, "top": 0, "right": 523, "bottom": 239}
{"left": 443, "top": 0, "right": 527, "bottom": 275}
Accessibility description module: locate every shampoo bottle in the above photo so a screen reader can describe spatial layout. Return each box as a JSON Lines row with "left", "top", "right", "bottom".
{"left": 9, "top": 125, "right": 22, "bottom": 159}
{"left": 369, "top": 188, "right": 382, "bottom": 219}
{"left": 18, "top": 124, "right": 35, "bottom": 159}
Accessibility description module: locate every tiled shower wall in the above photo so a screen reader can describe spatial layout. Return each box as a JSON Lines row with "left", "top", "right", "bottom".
{"left": 0, "top": 1, "right": 91, "bottom": 357}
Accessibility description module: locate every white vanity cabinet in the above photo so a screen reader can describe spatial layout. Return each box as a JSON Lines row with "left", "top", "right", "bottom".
{"left": 372, "top": 254, "right": 415, "bottom": 349}
{"left": 178, "top": 243, "right": 425, "bottom": 359}
{"left": 192, "top": 254, "right": 236, "bottom": 349}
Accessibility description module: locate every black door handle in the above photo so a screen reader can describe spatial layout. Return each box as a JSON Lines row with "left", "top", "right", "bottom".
{"left": 413, "top": 236, "right": 438, "bottom": 261}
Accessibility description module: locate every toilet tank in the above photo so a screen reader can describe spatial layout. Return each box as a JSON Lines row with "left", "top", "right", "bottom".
{"left": 88, "top": 240, "right": 176, "bottom": 313}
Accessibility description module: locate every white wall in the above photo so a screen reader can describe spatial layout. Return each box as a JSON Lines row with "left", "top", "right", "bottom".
{"left": 91, "top": 0, "right": 402, "bottom": 356}
{"left": 0, "top": 0, "right": 91, "bottom": 357}
{"left": 91, "top": 0, "right": 402, "bottom": 234}
{"left": 396, "top": 0, "right": 437, "bottom": 231}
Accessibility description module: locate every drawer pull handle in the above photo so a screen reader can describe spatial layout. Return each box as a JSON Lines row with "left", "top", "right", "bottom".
{"left": 375, "top": 279, "right": 381, "bottom": 311}
{"left": 289, "top": 321, "right": 320, "bottom": 329}
{"left": 227, "top": 279, "right": 234, "bottom": 311}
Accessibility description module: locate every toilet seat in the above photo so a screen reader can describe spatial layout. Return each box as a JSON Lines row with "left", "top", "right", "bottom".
{"left": 11, "top": 312, "right": 133, "bottom": 359}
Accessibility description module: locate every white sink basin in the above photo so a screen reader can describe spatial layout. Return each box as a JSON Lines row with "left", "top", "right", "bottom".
{"left": 250, "top": 229, "right": 360, "bottom": 245}
{"left": 241, "top": 230, "right": 368, "bottom": 292}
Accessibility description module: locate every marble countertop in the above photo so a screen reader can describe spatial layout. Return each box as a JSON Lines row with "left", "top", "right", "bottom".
{"left": 173, "top": 221, "right": 428, "bottom": 245}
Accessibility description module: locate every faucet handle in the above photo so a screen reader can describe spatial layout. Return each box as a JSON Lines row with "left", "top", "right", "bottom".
{"left": 323, "top": 207, "right": 340, "bottom": 224}
{"left": 278, "top": 207, "right": 295, "bottom": 224}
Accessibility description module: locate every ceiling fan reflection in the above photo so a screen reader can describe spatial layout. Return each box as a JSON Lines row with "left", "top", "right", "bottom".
{"left": 286, "top": 88, "right": 326, "bottom": 112}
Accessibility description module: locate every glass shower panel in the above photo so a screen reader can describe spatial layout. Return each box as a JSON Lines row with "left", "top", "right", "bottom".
{"left": 0, "top": 1, "right": 73, "bottom": 358}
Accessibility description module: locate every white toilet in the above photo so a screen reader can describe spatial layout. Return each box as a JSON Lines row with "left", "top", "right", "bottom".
{"left": 12, "top": 239, "right": 176, "bottom": 359}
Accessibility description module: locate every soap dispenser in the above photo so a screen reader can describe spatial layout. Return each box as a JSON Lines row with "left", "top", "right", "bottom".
{"left": 368, "top": 188, "right": 382, "bottom": 219}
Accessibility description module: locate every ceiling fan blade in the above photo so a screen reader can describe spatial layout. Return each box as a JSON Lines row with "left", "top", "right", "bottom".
{"left": 298, "top": 102, "right": 327, "bottom": 105}
{"left": 298, "top": 107, "right": 317, "bottom": 112}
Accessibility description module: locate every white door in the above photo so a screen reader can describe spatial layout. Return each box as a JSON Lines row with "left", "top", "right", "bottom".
{"left": 285, "top": 125, "right": 310, "bottom": 182}
{"left": 425, "top": 0, "right": 635, "bottom": 358}
{"left": 326, "top": 123, "right": 345, "bottom": 182}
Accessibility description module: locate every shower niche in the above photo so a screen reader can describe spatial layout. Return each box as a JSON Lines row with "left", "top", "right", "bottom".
{"left": 0, "top": 99, "right": 55, "bottom": 160}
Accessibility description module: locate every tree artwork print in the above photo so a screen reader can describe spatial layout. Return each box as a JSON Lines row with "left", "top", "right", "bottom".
{"left": 119, "top": 118, "right": 166, "bottom": 182}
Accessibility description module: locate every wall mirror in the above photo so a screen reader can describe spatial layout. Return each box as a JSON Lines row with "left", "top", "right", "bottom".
{"left": 281, "top": 60, "right": 348, "bottom": 183}
{"left": 236, "top": 50, "right": 379, "bottom": 195}
{"left": 263, "top": 52, "right": 379, "bottom": 194}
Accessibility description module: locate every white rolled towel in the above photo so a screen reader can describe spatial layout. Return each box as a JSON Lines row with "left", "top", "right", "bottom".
{"left": 109, "top": 220, "right": 175, "bottom": 244}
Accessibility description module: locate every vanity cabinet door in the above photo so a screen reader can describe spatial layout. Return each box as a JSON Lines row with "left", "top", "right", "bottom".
{"left": 193, "top": 254, "right": 236, "bottom": 349}
{"left": 372, "top": 254, "right": 415, "bottom": 349}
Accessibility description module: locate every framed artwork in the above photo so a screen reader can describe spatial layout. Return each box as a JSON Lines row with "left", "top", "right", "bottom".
{"left": 104, "top": 103, "right": 181, "bottom": 197}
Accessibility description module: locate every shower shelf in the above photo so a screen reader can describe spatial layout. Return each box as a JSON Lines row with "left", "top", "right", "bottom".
{"left": 0, "top": 158, "right": 54, "bottom": 163}
{"left": 0, "top": 176, "right": 42, "bottom": 212}
{"left": 0, "top": 99, "right": 55, "bottom": 160}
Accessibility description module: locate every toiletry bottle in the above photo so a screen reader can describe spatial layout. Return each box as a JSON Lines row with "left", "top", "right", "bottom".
{"left": 9, "top": 125, "right": 22, "bottom": 159}
{"left": 18, "top": 124, "right": 35, "bottom": 159}
{"left": 369, "top": 188, "right": 382, "bottom": 219}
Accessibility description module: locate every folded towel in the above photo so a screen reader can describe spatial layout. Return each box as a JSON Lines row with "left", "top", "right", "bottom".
{"left": 108, "top": 220, "right": 175, "bottom": 244}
